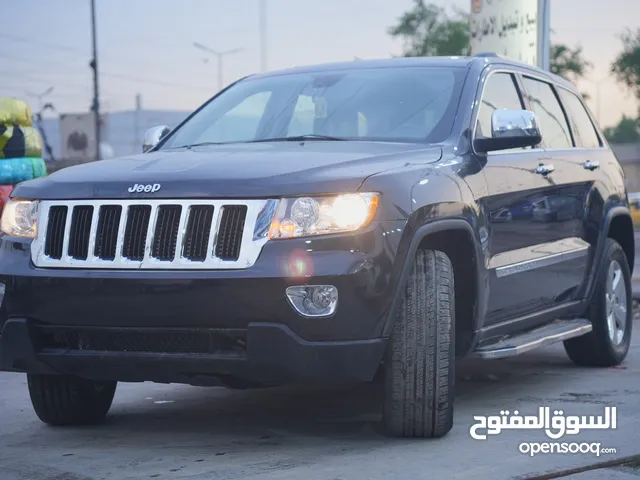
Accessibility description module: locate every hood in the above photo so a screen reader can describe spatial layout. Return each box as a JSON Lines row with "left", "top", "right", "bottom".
{"left": 14, "top": 141, "right": 442, "bottom": 200}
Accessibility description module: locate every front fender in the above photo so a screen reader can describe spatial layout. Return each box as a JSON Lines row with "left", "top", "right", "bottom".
{"left": 373, "top": 216, "right": 488, "bottom": 342}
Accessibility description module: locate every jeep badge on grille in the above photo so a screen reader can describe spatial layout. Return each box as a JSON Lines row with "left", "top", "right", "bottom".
{"left": 128, "top": 183, "right": 161, "bottom": 193}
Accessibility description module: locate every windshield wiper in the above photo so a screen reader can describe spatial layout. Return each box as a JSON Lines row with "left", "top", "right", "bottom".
{"left": 249, "top": 134, "right": 346, "bottom": 143}
{"left": 166, "top": 141, "right": 225, "bottom": 150}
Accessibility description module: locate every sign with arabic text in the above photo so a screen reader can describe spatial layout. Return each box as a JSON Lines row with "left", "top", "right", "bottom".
{"left": 469, "top": 0, "right": 539, "bottom": 67}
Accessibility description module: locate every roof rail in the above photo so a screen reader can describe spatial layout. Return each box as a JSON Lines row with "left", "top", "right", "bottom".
{"left": 474, "top": 52, "right": 499, "bottom": 57}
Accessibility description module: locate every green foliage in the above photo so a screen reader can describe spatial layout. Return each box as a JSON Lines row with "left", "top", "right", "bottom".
{"left": 388, "top": 1, "right": 590, "bottom": 81}
{"left": 603, "top": 115, "right": 640, "bottom": 143}
{"left": 611, "top": 28, "right": 640, "bottom": 100}
{"left": 550, "top": 44, "right": 592, "bottom": 82}
{"left": 388, "top": 0, "right": 469, "bottom": 57}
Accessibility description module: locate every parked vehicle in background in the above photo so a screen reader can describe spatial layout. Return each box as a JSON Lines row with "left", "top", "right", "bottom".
{"left": 0, "top": 54, "right": 634, "bottom": 439}
{"left": 629, "top": 192, "right": 640, "bottom": 225}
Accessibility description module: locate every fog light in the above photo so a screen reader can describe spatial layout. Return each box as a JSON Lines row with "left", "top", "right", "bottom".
{"left": 286, "top": 285, "right": 338, "bottom": 318}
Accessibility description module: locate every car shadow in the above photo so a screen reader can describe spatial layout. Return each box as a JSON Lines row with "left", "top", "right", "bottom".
{"left": 19, "top": 344, "right": 611, "bottom": 447}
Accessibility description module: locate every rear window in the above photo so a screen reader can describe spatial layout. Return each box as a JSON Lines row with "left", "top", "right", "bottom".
{"left": 557, "top": 88, "right": 601, "bottom": 148}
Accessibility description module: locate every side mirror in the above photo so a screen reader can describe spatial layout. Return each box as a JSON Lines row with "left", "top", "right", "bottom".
{"left": 474, "top": 109, "right": 542, "bottom": 154}
{"left": 142, "top": 125, "right": 171, "bottom": 153}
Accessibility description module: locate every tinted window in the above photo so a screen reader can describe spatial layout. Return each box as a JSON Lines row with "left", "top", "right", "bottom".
{"left": 521, "top": 77, "right": 572, "bottom": 149}
{"left": 557, "top": 88, "right": 601, "bottom": 148}
{"left": 162, "top": 66, "right": 466, "bottom": 148}
{"left": 476, "top": 73, "right": 524, "bottom": 138}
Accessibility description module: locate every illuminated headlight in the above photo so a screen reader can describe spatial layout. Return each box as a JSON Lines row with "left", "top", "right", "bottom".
{"left": 0, "top": 199, "right": 39, "bottom": 238}
{"left": 268, "top": 193, "right": 379, "bottom": 239}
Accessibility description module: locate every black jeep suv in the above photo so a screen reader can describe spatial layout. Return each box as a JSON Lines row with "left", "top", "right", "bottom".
{"left": 0, "top": 54, "right": 634, "bottom": 438}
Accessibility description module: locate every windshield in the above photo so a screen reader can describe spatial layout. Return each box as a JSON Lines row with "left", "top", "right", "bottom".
{"left": 160, "top": 66, "right": 466, "bottom": 149}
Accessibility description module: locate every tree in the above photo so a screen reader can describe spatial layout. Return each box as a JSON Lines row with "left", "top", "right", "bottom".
{"left": 603, "top": 115, "right": 640, "bottom": 143}
{"left": 388, "top": 1, "right": 469, "bottom": 57}
{"left": 611, "top": 28, "right": 640, "bottom": 101}
{"left": 550, "top": 44, "right": 592, "bottom": 82}
{"left": 389, "top": 1, "right": 591, "bottom": 82}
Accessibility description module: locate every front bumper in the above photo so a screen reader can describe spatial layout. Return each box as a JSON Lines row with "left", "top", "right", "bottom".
{"left": 0, "top": 220, "right": 406, "bottom": 384}
{"left": 0, "top": 319, "right": 387, "bottom": 385}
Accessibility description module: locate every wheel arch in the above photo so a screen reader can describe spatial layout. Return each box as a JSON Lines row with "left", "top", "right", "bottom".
{"left": 381, "top": 218, "right": 487, "bottom": 357}
{"left": 586, "top": 207, "right": 635, "bottom": 300}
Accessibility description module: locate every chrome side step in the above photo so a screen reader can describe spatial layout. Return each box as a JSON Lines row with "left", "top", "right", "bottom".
{"left": 472, "top": 319, "right": 592, "bottom": 359}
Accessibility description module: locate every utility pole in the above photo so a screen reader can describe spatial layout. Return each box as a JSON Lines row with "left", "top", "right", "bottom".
{"left": 193, "top": 42, "right": 243, "bottom": 92}
{"left": 537, "top": 0, "right": 551, "bottom": 71}
{"left": 90, "top": 0, "right": 101, "bottom": 161}
{"left": 259, "top": 0, "right": 267, "bottom": 72}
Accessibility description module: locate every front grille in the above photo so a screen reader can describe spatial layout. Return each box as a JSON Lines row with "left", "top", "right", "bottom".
{"left": 68, "top": 206, "right": 94, "bottom": 259}
{"left": 35, "top": 327, "right": 246, "bottom": 355}
{"left": 32, "top": 199, "right": 271, "bottom": 270}
{"left": 122, "top": 205, "right": 152, "bottom": 260}
{"left": 183, "top": 205, "right": 214, "bottom": 261}
{"left": 216, "top": 205, "right": 248, "bottom": 260}
{"left": 43, "top": 206, "right": 67, "bottom": 259}
{"left": 151, "top": 205, "right": 182, "bottom": 261}
{"left": 94, "top": 205, "right": 122, "bottom": 260}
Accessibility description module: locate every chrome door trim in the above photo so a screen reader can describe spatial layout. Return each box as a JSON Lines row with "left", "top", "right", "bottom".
{"left": 490, "top": 237, "right": 590, "bottom": 278}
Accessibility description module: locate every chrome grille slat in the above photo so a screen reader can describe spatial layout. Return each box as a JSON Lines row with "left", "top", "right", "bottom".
{"left": 86, "top": 205, "right": 100, "bottom": 261}
{"left": 141, "top": 204, "right": 157, "bottom": 262}
{"left": 114, "top": 204, "right": 129, "bottom": 263}
{"left": 32, "top": 199, "right": 272, "bottom": 270}
{"left": 60, "top": 206, "right": 74, "bottom": 262}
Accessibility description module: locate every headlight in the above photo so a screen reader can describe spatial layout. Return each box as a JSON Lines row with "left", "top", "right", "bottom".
{"left": 268, "top": 193, "right": 379, "bottom": 239}
{"left": 1, "top": 199, "right": 39, "bottom": 238}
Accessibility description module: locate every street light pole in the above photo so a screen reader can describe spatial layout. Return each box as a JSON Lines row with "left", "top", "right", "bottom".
{"left": 193, "top": 42, "right": 243, "bottom": 91}
{"left": 585, "top": 76, "right": 611, "bottom": 126}
{"left": 90, "top": 0, "right": 101, "bottom": 161}
{"left": 259, "top": 0, "right": 267, "bottom": 72}
{"left": 25, "top": 86, "right": 54, "bottom": 112}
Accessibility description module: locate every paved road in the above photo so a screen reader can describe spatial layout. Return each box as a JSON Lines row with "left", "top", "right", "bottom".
{"left": 2, "top": 328, "right": 640, "bottom": 480}
{"left": 1, "top": 235, "right": 639, "bottom": 480}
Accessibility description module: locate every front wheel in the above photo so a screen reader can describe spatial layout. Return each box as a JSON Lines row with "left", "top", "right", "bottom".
{"left": 382, "top": 249, "right": 455, "bottom": 438}
{"left": 564, "top": 238, "right": 633, "bottom": 367}
{"left": 27, "top": 374, "right": 117, "bottom": 426}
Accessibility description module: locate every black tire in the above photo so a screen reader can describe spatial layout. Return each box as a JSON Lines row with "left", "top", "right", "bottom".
{"left": 382, "top": 249, "right": 455, "bottom": 438}
{"left": 27, "top": 374, "right": 117, "bottom": 426}
{"left": 564, "top": 238, "right": 633, "bottom": 367}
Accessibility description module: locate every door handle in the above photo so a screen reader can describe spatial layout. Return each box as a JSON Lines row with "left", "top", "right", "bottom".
{"left": 584, "top": 160, "right": 600, "bottom": 170}
{"left": 535, "top": 163, "right": 555, "bottom": 175}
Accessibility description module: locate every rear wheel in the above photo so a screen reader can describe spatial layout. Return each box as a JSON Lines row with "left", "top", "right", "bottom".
{"left": 27, "top": 374, "right": 117, "bottom": 426}
{"left": 382, "top": 249, "right": 455, "bottom": 438}
{"left": 564, "top": 238, "right": 633, "bottom": 367}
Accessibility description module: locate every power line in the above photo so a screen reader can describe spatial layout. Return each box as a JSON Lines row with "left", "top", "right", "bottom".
{"left": 101, "top": 72, "right": 214, "bottom": 90}
{"left": 0, "top": 33, "right": 88, "bottom": 55}
{"left": 1, "top": 51, "right": 217, "bottom": 92}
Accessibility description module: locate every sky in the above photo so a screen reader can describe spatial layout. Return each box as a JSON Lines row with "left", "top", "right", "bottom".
{"left": 0, "top": 0, "right": 638, "bottom": 129}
